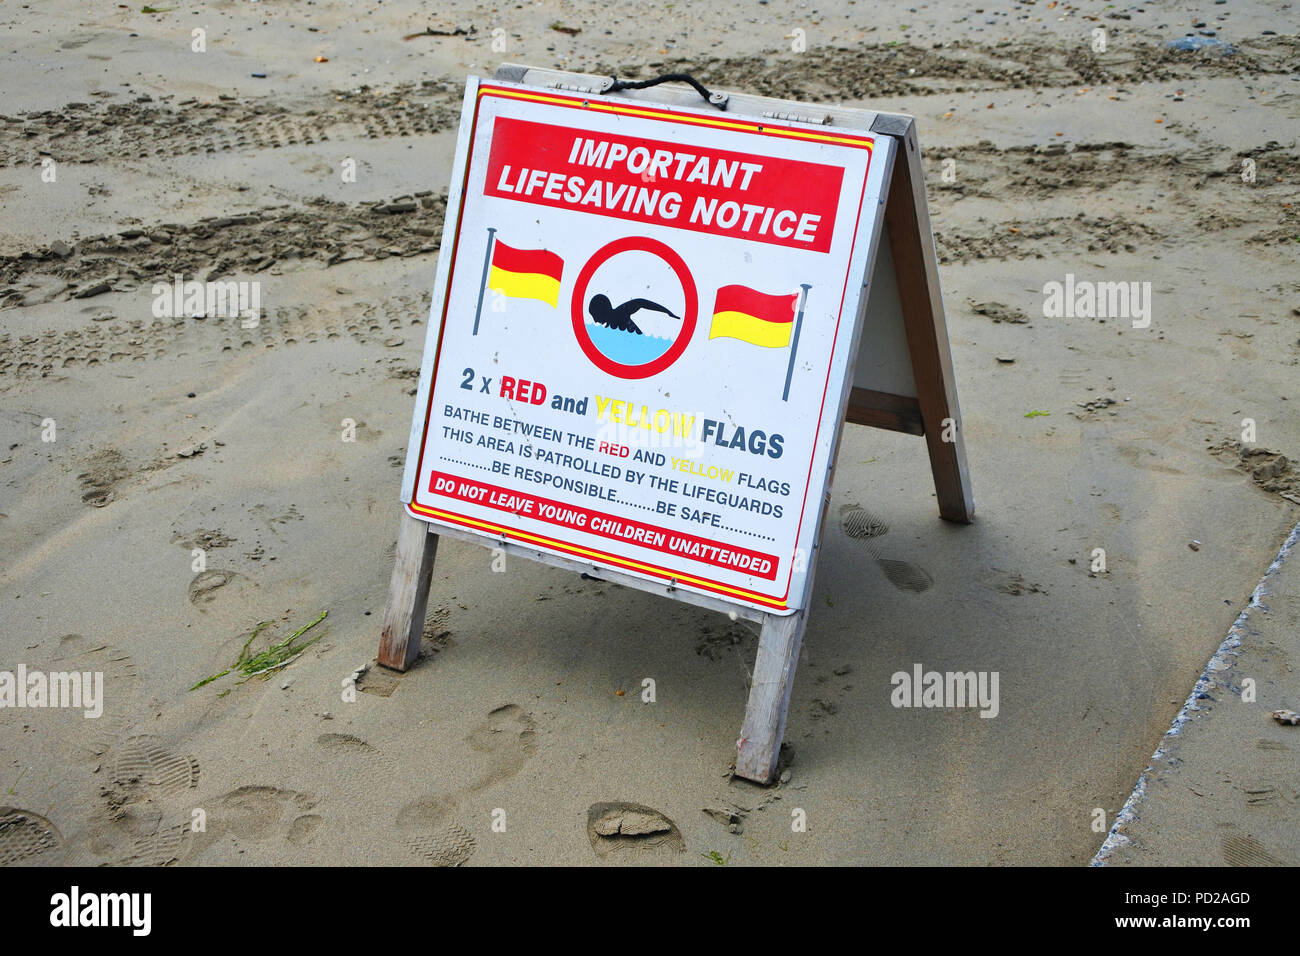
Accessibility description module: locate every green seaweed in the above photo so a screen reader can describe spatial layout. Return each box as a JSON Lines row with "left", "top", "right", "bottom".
{"left": 187, "top": 668, "right": 230, "bottom": 691}
{"left": 188, "top": 611, "right": 327, "bottom": 691}
{"left": 236, "top": 620, "right": 275, "bottom": 666}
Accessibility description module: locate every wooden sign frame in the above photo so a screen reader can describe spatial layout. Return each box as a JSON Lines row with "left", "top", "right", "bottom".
{"left": 378, "top": 65, "right": 973, "bottom": 784}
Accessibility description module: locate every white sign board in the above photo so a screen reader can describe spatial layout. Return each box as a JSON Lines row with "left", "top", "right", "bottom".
{"left": 402, "top": 78, "right": 895, "bottom": 614}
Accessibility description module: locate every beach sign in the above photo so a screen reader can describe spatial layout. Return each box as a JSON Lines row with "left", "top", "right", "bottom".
{"left": 380, "top": 66, "right": 973, "bottom": 783}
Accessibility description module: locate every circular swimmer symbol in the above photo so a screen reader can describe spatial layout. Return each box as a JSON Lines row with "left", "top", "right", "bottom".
{"left": 570, "top": 236, "right": 697, "bottom": 379}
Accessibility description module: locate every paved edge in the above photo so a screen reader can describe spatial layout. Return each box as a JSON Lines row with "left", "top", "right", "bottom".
{"left": 1091, "top": 518, "right": 1300, "bottom": 866}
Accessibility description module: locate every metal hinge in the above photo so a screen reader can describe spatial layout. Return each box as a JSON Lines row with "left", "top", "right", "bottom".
{"left": 549, "top": 81, "right": 602, "bottom": 94}
{"left": 762, "top": 109, "right": 831, "bottom": 126}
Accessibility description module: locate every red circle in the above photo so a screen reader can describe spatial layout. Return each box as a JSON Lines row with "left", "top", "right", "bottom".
{"left": 570, "top": 237, "right": 697, "bottom": 379}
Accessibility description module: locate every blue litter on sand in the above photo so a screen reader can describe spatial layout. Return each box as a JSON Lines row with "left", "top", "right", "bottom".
{"left": 1167, "top": 36, "right": 1235, "bottom": 53}
{"left": 251, "top": 72, "right": 268, "bottom": 78}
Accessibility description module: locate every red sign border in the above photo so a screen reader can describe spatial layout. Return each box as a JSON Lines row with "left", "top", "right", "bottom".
{"left": 407, "top": 82, "right": 877, "bottom": 613}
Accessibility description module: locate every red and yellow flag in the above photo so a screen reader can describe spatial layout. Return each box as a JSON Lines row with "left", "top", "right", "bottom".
{"left": 488, "top": 241, "right": 563, "bottom": 307}
{"left": 708, "top": 285, "right": 798, "bottom": 348}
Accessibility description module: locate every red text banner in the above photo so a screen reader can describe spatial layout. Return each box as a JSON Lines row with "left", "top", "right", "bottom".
{"left": 484, "top": 117, "right": 844, "bottom": 253}
{"left": 429, "top": 470, "right": 779, "bottom": 580}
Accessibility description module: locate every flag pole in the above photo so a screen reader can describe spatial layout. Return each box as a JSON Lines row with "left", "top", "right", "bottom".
{"left": 782, "top": 284, "right": 812, "bottom": 402}
{"left": 471, "top": 227, "right": 497, "bottom": 336}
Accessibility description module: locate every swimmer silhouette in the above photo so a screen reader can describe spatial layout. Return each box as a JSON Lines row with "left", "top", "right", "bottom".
{"left": 586, "top": 293, "right": 680, "bottom": 336}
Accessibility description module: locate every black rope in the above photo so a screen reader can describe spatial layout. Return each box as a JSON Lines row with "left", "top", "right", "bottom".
{"left": 603, "top": 72, "right": 727, "bottom": 110}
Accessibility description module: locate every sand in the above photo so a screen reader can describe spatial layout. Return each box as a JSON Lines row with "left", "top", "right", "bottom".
{"left": 1, "top": 0, "right": 1297, "bottom": 866}
{"left": 1095, "top": 521, "right": 1300, "bottom": 866}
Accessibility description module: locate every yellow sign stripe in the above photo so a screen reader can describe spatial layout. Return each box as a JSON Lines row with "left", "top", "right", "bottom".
{"left": 488, "top": 266, "right": 560, "bottom": 307}
{"left": 709, "top": 310, "right": 793, "bottom": 348}
{"left": 408, "top": 499, "right": 787, "bottom": 609}
{"left": 479, "top": 86, "right": 874, "bottom": 150}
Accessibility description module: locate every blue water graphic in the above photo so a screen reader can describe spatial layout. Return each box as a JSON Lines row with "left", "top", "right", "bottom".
{"left": 585, "top": 321, "right": 673, "bottom": 365}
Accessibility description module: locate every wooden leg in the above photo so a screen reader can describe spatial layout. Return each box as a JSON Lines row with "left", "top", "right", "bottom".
{"left": 881, "top": 126, "right": 975, "bottom": 524}
{"left": 734, "top": 611, "right": 808, "bottom": 784}
{"left": 378, "top": 511, "right": 439, "bottom": 671}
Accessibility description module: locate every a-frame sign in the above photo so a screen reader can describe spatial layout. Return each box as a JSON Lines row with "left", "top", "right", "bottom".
{"left": 379, "top": 65, "right": 973, "bottom": 784}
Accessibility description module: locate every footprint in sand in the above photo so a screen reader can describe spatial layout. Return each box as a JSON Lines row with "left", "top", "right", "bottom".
{"left": 85, "top": 812, "right": 190, "bottom": 867}
{"left": 30, "top": 634, "right": 140, "bottom": 764}
{"left": 309, "top": 731, "right": 405, "bottom": 813}
{"left": 213, "top": 785, "right": 318, "bottom": 841}
{"left": 182, "top": 785, "right": 321, "bottom": 860}
{"left": 77, "top": 448, "right": 130, "bottom": 507}
{"left": 316, "top": 732, "right": 377, "bottom": 755}
{"left": 1221, "top": 832, "right": 1285, "bottom": 867}
{"left": 80, "top": 735, "right": 200, "bottom": 866}
{"left": 408, "top": 824, "right": 477, "bottom": 866}
{"left": 841, "top": 506, "right": 889, "bottom": 541}
{"left": 187, "top": 569, "right": 256, "bottom": 606}
{"left": 838, "top": 504, "right": 934, "bottom": 594}
{"left": 126, "top": 783, "right": 320, "bottom": 862}
{"left": 586, "top": 802, "right": 685, "bottom": 859}
{"left": 983, "top": 569, "right": 1047, "bottom": 596}
{"left": 106, "top": 735, "right": 201, "bottom": 803}
{"left": 875, "top": 558, "right": 935, "bottom": 593}
{"left": 0, "top": 807, "right": 65, "bottom": 866}
{"left": 465, "top": 703, "right": 538, "bottom": 791}
{"left": 286, "top": 814, "right": 324, "bottom": 846}
{"left": 388, "top": 705, "right": 538, "bottom": 865}
{"left": 396, "top": 795, "right": 477, "bottom": 866}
